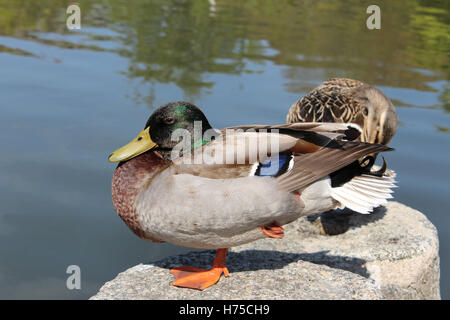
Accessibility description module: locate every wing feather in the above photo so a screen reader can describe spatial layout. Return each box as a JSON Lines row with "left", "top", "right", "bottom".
{"left": 171, "top": 122, "right": 392, "bottom": 186}
{"left": 276, "top": 142, "right": 392, "bottom": 192}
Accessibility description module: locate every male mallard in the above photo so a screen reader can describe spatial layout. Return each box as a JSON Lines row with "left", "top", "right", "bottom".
{"left": 286, "top": 78, "right": 398, "bottom": 145}
{"left": 108, "top": 101, "right": 396, "bottom": 290}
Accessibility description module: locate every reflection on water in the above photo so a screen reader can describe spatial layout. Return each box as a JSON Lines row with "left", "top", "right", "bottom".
{"left": 0, "top": 0, "right": 449, "bottom": 299}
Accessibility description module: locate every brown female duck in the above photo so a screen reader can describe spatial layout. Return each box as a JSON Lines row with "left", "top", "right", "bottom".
{"left": 286, "top": 78, "right": 398, "bottom": 145}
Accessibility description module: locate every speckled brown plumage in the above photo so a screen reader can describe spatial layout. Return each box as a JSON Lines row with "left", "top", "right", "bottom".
{"left": 111, "top": 151, "right": 168, "bottom": 242}
{"left": 286, "top": 78, "right": 398, "bottom": 145}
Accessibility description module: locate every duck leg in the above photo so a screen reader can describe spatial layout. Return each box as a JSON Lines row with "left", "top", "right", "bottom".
{"left": 170, "top": 248, "right": 229, "bottom": 290}
{"left": 261, "top": 222, "right": 284, "bottom": 239}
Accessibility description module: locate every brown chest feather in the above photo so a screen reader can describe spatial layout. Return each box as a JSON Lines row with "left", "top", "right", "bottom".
{"left": 111, "top": 152, "right": 167, "bottom": 242}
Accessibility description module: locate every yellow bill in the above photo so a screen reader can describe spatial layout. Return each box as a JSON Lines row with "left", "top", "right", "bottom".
{"left": 108, "top": 127, "right": 158, "bottom": 162}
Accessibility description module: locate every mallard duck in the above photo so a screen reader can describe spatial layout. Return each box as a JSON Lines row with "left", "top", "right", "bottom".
{"left": 286, "top": 78, "right": 398, "bottom": 145}
{"left": 108, "top": 101, "right": 396, "bottom": 290}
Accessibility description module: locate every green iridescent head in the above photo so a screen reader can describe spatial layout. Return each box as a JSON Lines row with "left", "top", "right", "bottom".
{"left": 109, "top": 101, "right": 214, "bottom": 162}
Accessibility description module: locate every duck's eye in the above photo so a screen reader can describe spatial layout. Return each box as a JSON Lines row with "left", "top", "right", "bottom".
{"left": 137, "top": 137, "right": 143, "bottom": 141}
{"left": 164, "top": 117, "right": 175, "bottom": 124}
{"left": 362, "top": 107, "right": 369, "bottom": 117}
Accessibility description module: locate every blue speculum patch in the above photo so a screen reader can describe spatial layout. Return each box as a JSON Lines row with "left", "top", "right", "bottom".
{"left": 256, "top": 153, "right": 291, "bottom": 177}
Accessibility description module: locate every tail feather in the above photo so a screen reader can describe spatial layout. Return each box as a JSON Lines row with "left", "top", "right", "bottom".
{"left": 330, "top": 168, "right": 396, "bottom": 214}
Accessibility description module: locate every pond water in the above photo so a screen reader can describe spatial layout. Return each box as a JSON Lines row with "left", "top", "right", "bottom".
{"left": 0, "top": 0, "right": 449, "bottom": 299}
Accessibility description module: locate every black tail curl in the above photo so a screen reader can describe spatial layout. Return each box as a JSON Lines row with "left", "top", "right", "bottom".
{"left": 360, "top": 156, "right": 387, "bottom": 177}
{"left": 330, "top": 156, "right": 388, "bottom": 188}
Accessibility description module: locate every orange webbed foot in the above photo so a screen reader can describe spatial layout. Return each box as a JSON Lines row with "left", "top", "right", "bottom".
{"left": 170, "top": 248, "right": 229, "bottom": 291}
{"left": 171, "top": 266, "right": 229, "bottom": 290}
{"left": 261, "top": 222, "right": 284, "bottom": 239}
